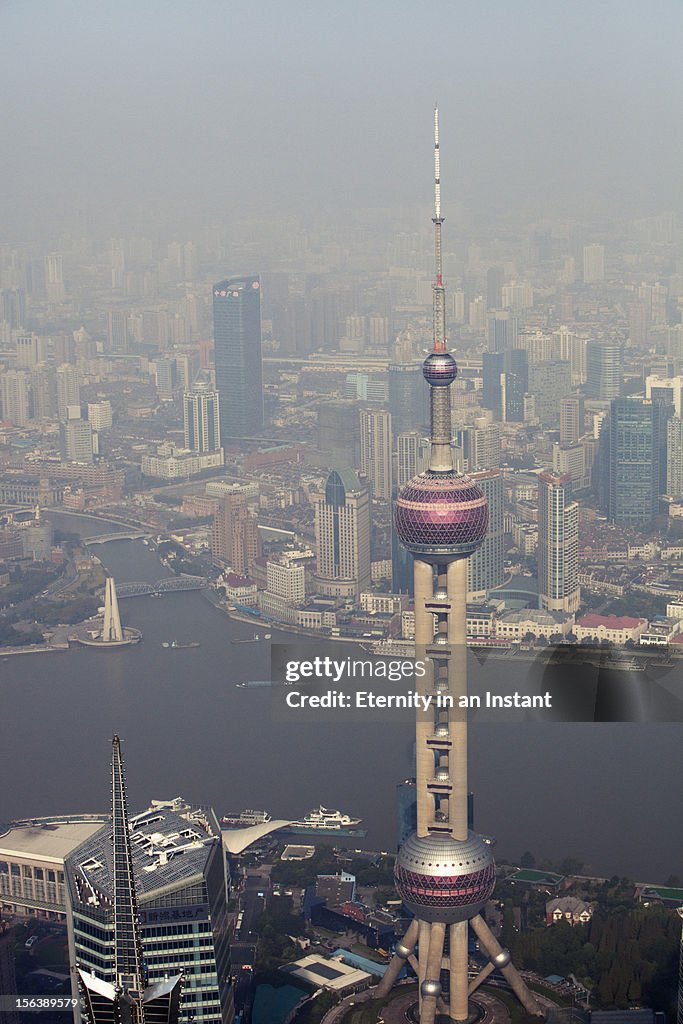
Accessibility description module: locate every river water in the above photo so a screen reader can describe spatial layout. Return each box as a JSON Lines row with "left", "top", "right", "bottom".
{"left": 0, "top": 518, "right": 681, "bottom": 882}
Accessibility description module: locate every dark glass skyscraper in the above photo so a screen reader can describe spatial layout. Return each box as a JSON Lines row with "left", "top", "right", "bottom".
{"left": 605, "top": 397, "right": 673, "bottom": 528}
{"left": 213, "top": 277, "right": 263, "bottom": 439}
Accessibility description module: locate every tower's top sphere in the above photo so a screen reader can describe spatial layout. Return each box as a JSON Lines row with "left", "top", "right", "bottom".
{"left": 423, "top": 351, "right": 458, "bottom": 387}
{"left": 394, "top": 470, "right": 488, "bottom": 560}
{"left": 395, "top": 831, "right": 496, "bottom": 924}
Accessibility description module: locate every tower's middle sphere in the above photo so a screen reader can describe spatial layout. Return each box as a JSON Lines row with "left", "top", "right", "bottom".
{"left": 394, "top": 470, "right": 488, "bottom": 560}
{"left": 395, "top": 831, "right": 496, "bottom": 924}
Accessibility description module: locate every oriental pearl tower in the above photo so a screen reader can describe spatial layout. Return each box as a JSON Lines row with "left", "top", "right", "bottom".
{"left": 376, "top": 110, "right": 543, "bottom": 1024}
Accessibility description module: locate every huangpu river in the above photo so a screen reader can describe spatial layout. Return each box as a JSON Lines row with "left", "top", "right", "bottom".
{"left": 0, "top": 516, "right": 681, "bottom": 882}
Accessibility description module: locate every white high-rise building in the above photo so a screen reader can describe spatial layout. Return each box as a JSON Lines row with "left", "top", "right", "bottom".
{"left": 266, "top": 559, "right": 305, "bottom": 604}
{"left": 396, "top": 431, "right": 429, "bottom": 489}
{"left": 314, "top": 468, "right": 370, "bottom": 598}
{"left": 0, "top": 371, "right": 31, "bottom": 425}
{"left": 359, "top": 408, "right": 392, "bottom": 499}
{"left": 87, "top": 401, "right": 113, "bottom": 432}
{"left": 667, "top": 417, "right": 683, "bottom": 498}
{"left": 538, "top": 471, "right": 580, "bottom": 614}
{"left": 583, "top": 243, "right": 605, "bottom": 284}
{"left": 183, "top": 379, "right": 221, "bottom": 453}
{"left": 56, "top": 364, "right": 81, "bottom": 421}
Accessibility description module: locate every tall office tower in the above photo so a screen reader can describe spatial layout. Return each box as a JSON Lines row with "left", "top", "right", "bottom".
{"left": 1, "top": 287, "right": 26, "bottom": 329}
{"left": 56, "top": 364, "right": 81, "bottom": 420}
{"left": 582, "top": 243, "right": 605, "bottom": 284}
{"left": 666, "top": 325, "right": 683, "bottom": 362}
{"left": 107, "top": 310, "right": 130, "bottom": 353}
{"left": 154, "top": 358, "right": 177, "bottom": 400}
{"left": 455, "top": 422, "right": 501, "bottom": 473}
{"left": 467, "top": 469, "right": 504, "bottom": 601}
{"left": 45, "top": 253, "right": 66, "bottom": 303}
{"left": 213, "top": 276, "right": 263, "bottom": 439}
{"left": 553, "top": 443, "right": 592, "bottom": 492}
{"left": 211, "top": 493, "right": 260, "bottom": 574}
{"left": 74, "top": 737, "right": 183, "bottom": 1024}
{"left": 397, "top": 431, "right": 429, "bottom": 489}
{"left": 61, "top": 418, "right": 94, "bottom": 463}
{"left": 646, "top": 375, "right": 683, "bottom": 417}
{"left": 487, "top": 310, "right": 517, "bottom": 352}
{"left": 486, "top": 266, "right": 504, "bottom": 309}
{"left": 585, "top": 341, "right": 622, "bottom": 400}
{"left": 667, "top": 418, "right": 683, "bottom": 497}
{"left": 314, "top": 468, "right": 371, "bottom": 598}
{"left": 537, "top": 472, "right": 580, "bottom": 614}
{"left": 482, "top": 350, "right": 527, "bottom": 422}
{"left": 87, "top": 401, "right": 113, "bottom": 432}
{"left": 527, "top": 361, "right": 571, "bottom": 428}
{"left": 183, "top": 378, "right": 221, "bottom": 453}
{"left": 15, "top": 334, "right": 45, "bottom": 368}
{"left": 560, "top": 396, "right": 585, "bottom": 444}
{"left": 30, "top": 366, "right": 57, "bottom": 420}
{"left": 605, "top": 397, "right": 673, "bottom": 528}
{"left": 0, "top": 371, "right": 31, "bottom": 426}
{"left": 345, "top": 371, "right": 388, "bottom": 404}
{"left": 481, "top": 351, "right": 504, "bottom": 419}
{"left": 360, "top": 408, "right": 393, "bottom": 499}
{"left": 378, "top": 109, "right": 541, "bottom": 1024}
{"left": 69, "top": 740, "right": 234, "bottom": 1024}
{"left": 317, "top": 401, "right": 361, "bottom": 468}
{"left": 503, "top": 347, "right": 528, "bottom": 422}
{"left": 389, "top": 360, "right": 428, "bottom": 434}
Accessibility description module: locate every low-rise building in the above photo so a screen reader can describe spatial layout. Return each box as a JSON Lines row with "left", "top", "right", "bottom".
{"left": 545, "top": 897, "right": 593, "bottom": 926}
{"left": 495, "top": 609, "right": 573, "bottom": 640}
{"left": 574, "top": 614, "right": 647, "bottom": 644}
{"left": 639, "top": 616, "right": 679, "bottom": 646}
{"left": 221, "top": 573, "right": 257, "bottom": 606}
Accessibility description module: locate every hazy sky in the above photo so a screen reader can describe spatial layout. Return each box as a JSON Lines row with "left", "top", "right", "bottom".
{"left": 2, "top": 0, "right": 682, "bottom": 237}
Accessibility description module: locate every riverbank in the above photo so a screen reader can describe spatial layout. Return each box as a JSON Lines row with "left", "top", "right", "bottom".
{"left": 0, "top": 642, "right": 70, "bottom": 657}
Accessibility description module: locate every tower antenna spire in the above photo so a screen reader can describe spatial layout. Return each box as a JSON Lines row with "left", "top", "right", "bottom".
{"left": 432, "top": 105, "right": 446, "bottom": 353}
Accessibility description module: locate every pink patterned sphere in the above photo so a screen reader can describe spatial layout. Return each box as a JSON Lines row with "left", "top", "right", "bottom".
{"left": 395, "top": 831, "right": 496, "bottom": 924}
{"left": 394, "top": 470, "right": 488, "bottom": 560}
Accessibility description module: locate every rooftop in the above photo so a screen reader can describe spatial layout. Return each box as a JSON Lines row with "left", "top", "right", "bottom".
{"left": 0, "top": 818, "right": 107, "bottom": 863}
{"left": 67, "top": 806, "right": 218, "bottom": 908}
{"left": 577, "top": 614, "right": 646, "bottom": 629}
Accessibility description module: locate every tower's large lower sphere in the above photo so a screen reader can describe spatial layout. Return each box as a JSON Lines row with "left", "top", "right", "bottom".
{"left": 394, "top": 470, "right": 488, "bottom": 560}
{"left": 395, "top": 832, "right": 495, "bottom": 924}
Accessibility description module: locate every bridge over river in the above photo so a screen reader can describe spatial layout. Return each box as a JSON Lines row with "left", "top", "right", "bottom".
{"left": 116, "top": 576, "right": 208, "bottom": 598}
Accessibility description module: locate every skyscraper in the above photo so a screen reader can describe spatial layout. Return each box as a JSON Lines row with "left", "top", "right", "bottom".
{"left": 585, "top": 341, "right": 622, "bottom": 401}
{"left": 667, "top": 417, "right": 683, "bottom": 497}
{"left": 359, "top": 408, "right": 393, "bottom": 499}
{"left": 56, "top": 364, "right": 81, "bottom": 421}
{"left": 487, "top": 310, "right": 517, "bottom": 352}
{"left": 61, "top": 418, "right": 94, "bottom": 464}
{"left": 211, "top": 492, "right": 261, "bottom": 574}
{"left": 378, "top": 109, "right": 540, "bottom": 1024}
{"left": 314, "top": 468, "right": 370, "bottom": 598}
{"left": 481, "top": 349, "right": 527, "bottom": 422}
{"left": 0, "top": 371, "right": 31, "bottom": 426}
{"left": 467, "top": 470, "right": 504, "bottom": 601}
{"left": 396, "top": 431, "right": 429, "bottom": 489}
{"left": 213, "top": 276, "right": 263, "bottom": 438}
{"left": 560, "top": 396, "right": 585, "bottom": 444}
{"left": 73, "top": 737, "right": 184, "bottom": 1024}
{"left": 606, "top": 397, "right": 672, "bottom": 528}
{"left": 537, "top": 472, "right": 580, "bottom": 614}
{"left": 183, "top": 377, "right": 221, "bottom": 453}
{"left": 527, "top": 360, "right": 571, "bottom": 428}
{"left": 388, "top": 360, "right": 429, "bottom": 434}
{"left": 583, "top": 243, "right": 605, "bottom": 284}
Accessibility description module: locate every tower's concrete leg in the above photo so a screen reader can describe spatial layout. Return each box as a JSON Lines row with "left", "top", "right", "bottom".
{"left": 449, "top": 920, "right": 469, "bottom": 1021}
{"left": 470, "top": 915, "right": 544, "bottom": 1017}
{"left": 420, "top": 922, "right": 446, "bottom": 1024}
{"left": 375, "top": 919, "right": 419, "bottom": 998}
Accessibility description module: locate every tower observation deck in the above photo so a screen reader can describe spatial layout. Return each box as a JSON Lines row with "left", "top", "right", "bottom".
{"left": 376, "top": 109, "right": 543, "bottom": 1024}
